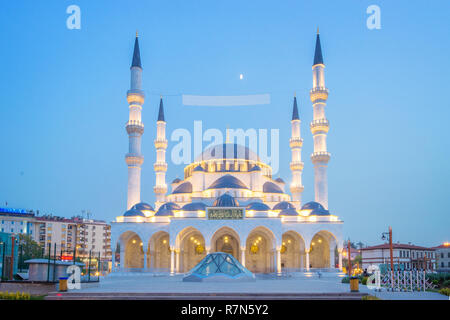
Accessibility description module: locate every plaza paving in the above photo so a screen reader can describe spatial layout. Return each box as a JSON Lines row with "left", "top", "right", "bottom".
{"left": 61, "top": 272, "right": 447, "bottom": 300}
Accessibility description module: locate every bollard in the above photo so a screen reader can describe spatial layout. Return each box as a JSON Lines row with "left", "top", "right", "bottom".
{"left": 59, "top": 277, "right": 68, "bottom": 292}
{"left": 350, "top": 276, "right": 359, "bottom": 292}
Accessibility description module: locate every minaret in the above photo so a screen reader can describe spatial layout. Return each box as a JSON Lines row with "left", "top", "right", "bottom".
{"left": 289, "top": 94, "right": 304, "bottom": 209}
{"left": 125, "top": 33, "right": 145, "bottom": 209}
{"left": 310, "top": 29, "right": 331, "bottom": 209}
{"left": 154, "top": 96, "right": 168, "bottom": 208}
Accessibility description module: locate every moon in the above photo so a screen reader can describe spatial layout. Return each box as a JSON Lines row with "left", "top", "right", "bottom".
{"left": 239, "top": 74, "right": 244, "bottom": 80}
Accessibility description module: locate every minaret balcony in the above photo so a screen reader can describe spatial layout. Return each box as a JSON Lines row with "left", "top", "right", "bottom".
{"left": 311, "top": 151, "right": 331, "bottom": 164}
{"left": 290, "top": 185, "right": 304, "bottom": 194}
{"left": 154, "top": 138, "right": 168, "bottom": 149}
{"left": 154, "top": 162, "right": 168, "bottom": 172}
{"left": 309, "top": 87, "right": 329, "bottom": 102}
{"left": 126, "top": 91, "right": 145, "bottom": 105}
{"left": 289, "top": 137, "right": 303, "bottom": 148}
{"left": 310, "top": 119, "right": 329, "bottom": 134}
{"left": 153, "top": 185, "right": 168, "bottom": 194}
{"left": 290, "top": 161, "right": 304, "bottom": 171}
{"left": 126, "top": 120, "right": 144, "bottom": 134}
{"left": 125, "top": 154, "right": 144, "bottom": 166}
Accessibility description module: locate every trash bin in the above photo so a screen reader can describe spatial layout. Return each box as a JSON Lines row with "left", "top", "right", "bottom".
{"left": 350, "top": 276, "right": 359, "bottom": 292}
{"left": 59, "top": 277, "right": 68, "bottom": 292}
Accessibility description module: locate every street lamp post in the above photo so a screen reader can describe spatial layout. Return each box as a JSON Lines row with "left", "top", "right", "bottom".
{"left": 381, "top": 226, "right": 394, "bottom": 289}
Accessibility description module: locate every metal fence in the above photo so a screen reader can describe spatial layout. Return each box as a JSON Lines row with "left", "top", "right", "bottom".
{"left": 6, "top": 242, "right": 109, "bottom": 283}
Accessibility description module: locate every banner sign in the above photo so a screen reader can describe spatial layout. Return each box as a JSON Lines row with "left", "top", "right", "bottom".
{"left": 207, "top": 207, "right": 245, "bottom": 220}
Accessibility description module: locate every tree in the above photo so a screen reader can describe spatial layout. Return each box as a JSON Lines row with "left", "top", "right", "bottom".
{"left": 18, "top": 234, "right": 44, "bottom": 266}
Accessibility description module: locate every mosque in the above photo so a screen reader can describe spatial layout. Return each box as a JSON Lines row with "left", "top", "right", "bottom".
{"left": 111, "top": 31, "right": 344, "bottom": 275}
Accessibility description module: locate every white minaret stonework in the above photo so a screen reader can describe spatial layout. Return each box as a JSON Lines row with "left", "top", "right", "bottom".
{"left": 310, "top": 29, "right": 331, "bottom": 209}
{"left": 125, "top": 34, "right": 145, "bottom": 209}
{"left": 154, "top": 97, "right": 168, "bottom": 208}
{"left": 289, "top": 94, "right": 304, "bottom": 209}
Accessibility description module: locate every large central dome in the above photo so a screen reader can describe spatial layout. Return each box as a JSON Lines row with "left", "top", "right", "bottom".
{"left": 194, "top": 143, "right": 260, "bottom": 162}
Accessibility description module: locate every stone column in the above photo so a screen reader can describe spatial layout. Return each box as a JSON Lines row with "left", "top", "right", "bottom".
{"left": 241, "top": 247, "right": 246, "bottom": 267}
{"left": 330, "top": 248, "right": 335, "bottom": 268}
{"left": 120, "top": 246, "right": 125, "bottom": 270}
{"left": 306, "top": 249, "right": 310, "bottom": 272}
{"left": 175, "top": 249, "right": 180, "bottom": 273}
{"left": 276, "top": 248, "right": 282, "bottom": 274}
{"left": 170, "top": 248, "right": 175, "bottom": 274}
{"left": 338, "top": 251, "right": 343, "bottom": 271}
{"left": 143, "top": 250, "right": 147, "bottom": 270}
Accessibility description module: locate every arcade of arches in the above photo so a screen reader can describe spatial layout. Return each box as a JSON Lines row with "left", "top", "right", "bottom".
{"left": 118, "top": 229, "right": 340, "bottom": 273}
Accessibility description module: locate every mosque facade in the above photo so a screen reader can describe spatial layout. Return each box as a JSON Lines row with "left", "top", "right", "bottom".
{"left": 111, "top": 31, "right": 344, "bottom": 274}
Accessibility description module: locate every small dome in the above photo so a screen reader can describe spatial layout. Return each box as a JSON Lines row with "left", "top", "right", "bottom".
{"left": 246, "top": 202, "right": 270, "bottom": 211}
{"left": 123, "top": 209, "right": 145, "bottom": 217}
{"left": 263, "top": 182, "right": 283, "bottom": 194}
{"left": 213, "top": 193, "right": 239, "bottom": 207}
{"left": 273, "top": 201, "right": 295, "bottom": 210}
{"left": 181, "top": 202, "right": 207, "bottom": 211}
{"left": 301, "top": 201, "right": 330, "bottom": 215}
{"left": 275, "top": 178, "right": 285, "bottom": 184}
{"left": 155, "top": 202, "right": 180, "bottom": 216}
{"left": 172, "top": 178, "right": 181, "bottom": 184}
{"left": 131, "top": 202, "right": 154, "bottom": 212}
{"left": 172, "top": 182, "right": 193, "bottom": 194}
{"left": 207, "top": 175, "right": 249, "bottom": 190}
{"left": 193, "top": 165, "right": 205, "bottom": 172}
{"left": 249, "top": 165, "right": 261, "bottom": 172}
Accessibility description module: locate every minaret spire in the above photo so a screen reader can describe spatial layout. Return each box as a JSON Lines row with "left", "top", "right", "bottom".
{"left": 154, "top": 96, "right": 168, "bottom": 208}
{"left": 289, "top": 94, "right": 304, "bottom": 208}
{"left": 313, "top": 30, "right": 324, "bottom": 66}
{"left": 125, "top": 34, "right": 145, "bottom": 209}
{"left": 310, "top": 30, "right": 330, "bottom": 209}
{"left": 157, "top": 96, "right": 165, "bottom": 121}
{"left": 131, "top": 33, "right": 142, "bottom": 69}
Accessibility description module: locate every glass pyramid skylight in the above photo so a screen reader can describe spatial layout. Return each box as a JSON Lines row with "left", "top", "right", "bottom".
{"left": 183, "top": 252, "right": 255, "bottom": 282}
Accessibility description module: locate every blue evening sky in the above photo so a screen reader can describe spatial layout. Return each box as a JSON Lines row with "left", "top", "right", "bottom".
{"left": 0, "top": 0, "right": 449, "bottom": 246}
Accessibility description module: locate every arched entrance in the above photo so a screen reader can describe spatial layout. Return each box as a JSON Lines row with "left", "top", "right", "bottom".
{"left": 210, "top": 227, "right": 241, "bottom": 261}
{"left": 245, "top": 227, "right": 276, "bottom": 273}
{"left": 148, "top": 231, "right": 170, "bottom": 271}
{"left": 309, "top": 230, "right": 337, "bottom": 269}
{"left": 177, "top": 227, "right": 206, "bottom": 273}
{"left": 120, "top": 231, "right": 144, "bottom": 269}
{"left": 281, "top": 231, "right": 306, "bottom": 271}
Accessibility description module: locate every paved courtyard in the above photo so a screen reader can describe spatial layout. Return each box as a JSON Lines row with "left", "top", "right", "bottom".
{"left": 71, "top": 272, "right": 447, "bottom": 300}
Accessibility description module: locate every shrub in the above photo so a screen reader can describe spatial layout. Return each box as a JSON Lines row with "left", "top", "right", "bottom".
{"left": 341, "top": 277, "right": 350, "bottom": 283}
{"left": 439, "top": 288, "right": 450, "bottom": 296}
{"left": 362, "top": 276, "right": 369, "bottom": 285}
{"left": 362, "top": 295, "right": 381, "bottom": 300}
{"left": 0, "top": 291, "right": 31, "bottom": 300}
{"left": 442, "top": 279, "right": 450, "bottom": 288}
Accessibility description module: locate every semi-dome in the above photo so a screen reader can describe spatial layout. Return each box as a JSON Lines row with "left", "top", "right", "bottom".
{"left": 193, "top": 165, "right": 205, "bottom": 172}
{"left": 131, "top": 202, "right": 154, "bottom": 212}
{"left": 301, "top": 201, "right": 330, "bottom": 215}
{"left": 172, "top": 182, "right": 193, "bottom": 194}
{"left": 263, "top": 182, "right": 283, "bottom": 194}
{"left": 195, "top": 143, "right": 259, "bottom": 162}
{"left": 123, "top": 208, "right": 145, "bottom": 217}
{"left": 246, "top": 202, "right": 270, "bottom": 211}
{"left": 155, "top": 202, "right": 180, "bottom": 216}
{"left": 248, "top": 165, "right": 261, "bottom": 172}
{"left": 181, "top": 202, "right": 207, "bottom": 211}
{"left": 213, "top": 193, "right": 239, "bottom": 207}
{"left": 275, "top": 178, "right": 285, "bottom": 184}
{"left": 207, "top": 175, "right": 249, "bottom": 190}
{"left": 273, "top": 201, "right": 295, "bottom": 210}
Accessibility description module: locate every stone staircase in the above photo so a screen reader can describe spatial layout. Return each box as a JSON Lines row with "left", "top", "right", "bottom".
{"left": 46, "top": 291, "right": 367, "bottom": 300}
